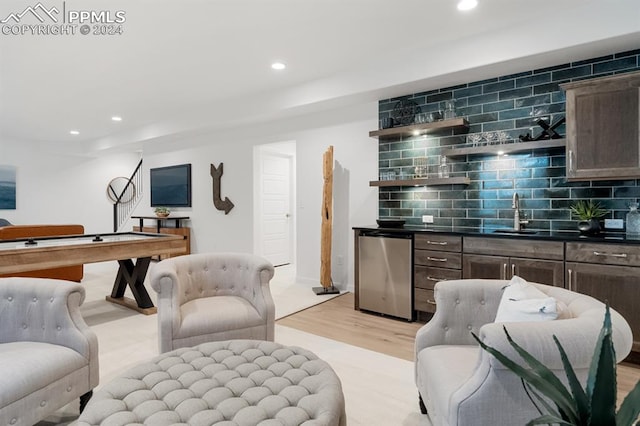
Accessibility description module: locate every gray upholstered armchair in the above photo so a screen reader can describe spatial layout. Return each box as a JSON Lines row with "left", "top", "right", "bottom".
{"left": 415, "top": 279, "right": 633, "bottom": 426}
{"left": 0, "top": 277, "right": 99, "bottom": 426}
{"left": 150, "top": 252, "right": 275, "bottom": 353}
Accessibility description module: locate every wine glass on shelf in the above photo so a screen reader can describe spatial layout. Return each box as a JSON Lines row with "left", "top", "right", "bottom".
{"left": 496, "top": 131, "right": 510, "bottom": 144}
{"left": 467, "top": 133, "right": 482, "bottom": 147}
{"left": 484, "top": 131, "right": 499, "bottom": 145}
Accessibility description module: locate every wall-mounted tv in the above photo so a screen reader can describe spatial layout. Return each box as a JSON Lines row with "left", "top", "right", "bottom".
{"left": 150, "top": 164, "right": 192, "bottom": 207}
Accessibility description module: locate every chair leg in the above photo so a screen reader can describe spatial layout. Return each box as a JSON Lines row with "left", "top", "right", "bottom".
{"left": 419, "top": 394, "right": 428, "bottom": 415}
{"left": 79, "top": 390, "right": 93, "bottom": 413}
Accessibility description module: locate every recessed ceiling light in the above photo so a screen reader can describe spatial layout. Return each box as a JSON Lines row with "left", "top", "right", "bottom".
{"left": 412, "top": 130, "right": 421, "bottom": 136}
{"left": 69, "top": 130, "right": 79, "bottom": 135}
{"left": 271, "top": 62, "right": 286, "bottom": 70}
{"left": 457, "top": 0, "right": 478, "bottom": 11}
{"left": 111, "top": 116, "right": 122, "bottom": 122}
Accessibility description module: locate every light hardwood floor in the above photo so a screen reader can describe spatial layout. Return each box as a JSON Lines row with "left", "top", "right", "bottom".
{"left": 278, "top": 292, "right": 640, "bottom": 404}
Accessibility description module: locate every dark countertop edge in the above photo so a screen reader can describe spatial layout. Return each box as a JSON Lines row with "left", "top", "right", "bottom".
{"left": 353, "top": 225, "right": 640, "bottom": 245}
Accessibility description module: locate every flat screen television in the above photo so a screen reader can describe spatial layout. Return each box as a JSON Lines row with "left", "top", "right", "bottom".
{"left": 150, "top": 164, "right": 192, "bottom": 207}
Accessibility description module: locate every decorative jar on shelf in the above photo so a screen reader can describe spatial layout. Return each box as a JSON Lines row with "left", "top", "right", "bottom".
{"left": 438, "top": 155, "right": 449, "bottom": 178}
{"left": 626, "top": 203, "right": 640, "bottom": 236}
{"left": 154, "top": 207, "right": 171, "bottom": 218}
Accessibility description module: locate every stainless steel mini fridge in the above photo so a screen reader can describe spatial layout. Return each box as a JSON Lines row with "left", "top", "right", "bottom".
{"left": 357, "top": 231, "right": 413, "bottom": 320}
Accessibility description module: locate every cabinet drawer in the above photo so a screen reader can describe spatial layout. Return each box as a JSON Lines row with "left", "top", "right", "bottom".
{"left": 415, "top": 234, "right": 461, "bottom": 252}
{"left": 414, "top": 266, "right": 461, "bottom": 290}
{"left": 464, "top": 236, "right": 564, "bottom": 260}
{"left": 414, "top": 288, "right": 436, "bottom": 314}
{"left": 566, "top": 242, "right": 640, "bottom": 266}
{"left": 415, "top": 249, "right": 462, "bottom": 269}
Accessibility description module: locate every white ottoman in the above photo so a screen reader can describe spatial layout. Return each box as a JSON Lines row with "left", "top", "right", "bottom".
{"left": 78, "top": 340, "right": 346, "bottom": 426}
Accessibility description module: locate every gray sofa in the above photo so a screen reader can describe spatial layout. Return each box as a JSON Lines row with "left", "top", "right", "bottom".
{"left": 415, "top": 279, "right": 633, "bottom": 426}
{"left": 0, "top": 277, "right": 99, "bottom": 426}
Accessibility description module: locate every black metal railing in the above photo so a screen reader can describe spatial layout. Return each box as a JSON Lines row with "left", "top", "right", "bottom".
{"left": 112, "top": 159, "right": 143, "bottom": 232}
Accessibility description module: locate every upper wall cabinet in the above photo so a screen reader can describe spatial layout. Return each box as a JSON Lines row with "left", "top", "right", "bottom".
{"left": 561, "top": 71, "right": 640, "bottom": 181}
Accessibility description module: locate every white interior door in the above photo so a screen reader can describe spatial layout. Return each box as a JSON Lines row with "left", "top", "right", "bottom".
{"left": 259, "top": 152, "right": 292, "bottom": 266}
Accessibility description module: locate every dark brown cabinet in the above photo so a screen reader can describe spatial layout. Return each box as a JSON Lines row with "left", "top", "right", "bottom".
{"left": 566, "top": 242, "right": 640, "bottom": 352}
{"left": 562, "top": 71, "right": 640, "bottom": 181}
{"left": 414, "top": 234, "right": 462, "bottom": 314}
{"left": 462, "top": 237, "right": 564, "bottom": 287}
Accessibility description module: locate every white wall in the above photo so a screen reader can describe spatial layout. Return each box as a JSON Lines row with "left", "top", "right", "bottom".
{"left": 132, "top": 103, "right": 378, "bottom": 291}
{"left": 0, "top": 140, "right": 140, "bottom": 231}
{"left": 293, "top": 119, "right": 378, "bottom": 290}
{"left": 1, "top": 103, "right": 378, "bottom": 291}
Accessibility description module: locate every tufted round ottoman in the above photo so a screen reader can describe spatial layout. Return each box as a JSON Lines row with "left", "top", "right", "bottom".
{"left": 77, "top": 340, "right": 346, "bottom": 426}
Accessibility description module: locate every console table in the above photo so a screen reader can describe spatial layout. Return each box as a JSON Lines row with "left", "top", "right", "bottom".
{"left": 132, "top": 216, "right": 190, "bottom": 259}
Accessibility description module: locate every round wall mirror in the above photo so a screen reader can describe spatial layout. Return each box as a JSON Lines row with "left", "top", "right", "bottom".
{"left": 106, "top": 177, "right": 136, "bottom": 204}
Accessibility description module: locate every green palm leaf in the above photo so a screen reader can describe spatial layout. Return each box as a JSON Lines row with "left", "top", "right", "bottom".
{"left": 617, "top": 380, "right": 640, "bottom": 425}
{"left": 474, "top": 305, "right": 640, "bottom": 426}
{"left": 589, "top": 327, "right": 617, "bottom": 424}
{"left": 585, "top": 303, "right": 616, "bottom": 425}
{"left": 526, "top": 414, "right": 574, "bottom": 426}
{"left": 523, "top": 381, "right": 566, "bottom": 420}
{"left": 553, "top": 335, "right": 591, "bottom": 423}
{"left": 502, "top": 327, "right": 576, "bottom": 414}
{"left": 472, "top": 330, "right": 579, "bottom": 423}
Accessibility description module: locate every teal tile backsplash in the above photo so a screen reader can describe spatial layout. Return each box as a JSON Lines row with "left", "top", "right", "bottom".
{"left": 377, "top": 49, "right": 640, "bottom": 231}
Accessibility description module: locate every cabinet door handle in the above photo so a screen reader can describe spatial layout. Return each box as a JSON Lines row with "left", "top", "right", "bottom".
{"left": 427, "top": 241, "right": 448, "bottom": 246}
{"left": 568, "top": 268, "right": 573, "bottom": 292}
{"left": 502, "top": 263, "right": 507, "bottom": 279}
{"left": 427, "top": 299, "right": 437, "bottom": 305}
{"left": 568, "top": 150, "right": 574, "bottom": 175}
{"left": 427, "top": 256, "right": 448, "bottom": 262}
{"left": 426, "top": 276, "right": 446, "bottom": 282}
{"left": 593, "top": 251, "right": 628, "bottom": 258}
{"left": 511, "top": 263, "right": 516, "bottom": 277}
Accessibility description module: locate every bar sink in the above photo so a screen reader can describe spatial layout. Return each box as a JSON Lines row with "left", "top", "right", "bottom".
{"left": 492, "top": 229, "right": 538, "bottom": 235}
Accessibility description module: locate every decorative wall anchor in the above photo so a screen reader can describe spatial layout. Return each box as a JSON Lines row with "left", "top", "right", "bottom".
{"left": 210, "top": 163, "right": 235, "bottom": 214}
{"left": 519, "top": 116, "right": 566, "bottom": 141}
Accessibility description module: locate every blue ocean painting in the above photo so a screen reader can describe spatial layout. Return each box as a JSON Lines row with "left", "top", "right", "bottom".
{"left": 0, "top": 165, "right": 16, "bottom": 210}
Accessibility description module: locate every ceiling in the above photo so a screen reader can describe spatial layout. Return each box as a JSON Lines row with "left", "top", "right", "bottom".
{"left": 1, "top": 0, "right": 639, "bottom": 156}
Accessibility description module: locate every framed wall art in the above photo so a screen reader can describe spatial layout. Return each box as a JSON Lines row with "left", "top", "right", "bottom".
{"left": 0, "top": 165, "right": 16, "bottom": 210}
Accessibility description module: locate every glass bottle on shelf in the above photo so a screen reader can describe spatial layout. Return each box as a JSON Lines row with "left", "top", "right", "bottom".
{"left": 438, "top": 155, "right": 449, "bottom": 178}
{"left": 626, "top": 202, "right": 640, "bottom": 236}
{"left": 443, "top": 99, "right": 456, "bottom": 120}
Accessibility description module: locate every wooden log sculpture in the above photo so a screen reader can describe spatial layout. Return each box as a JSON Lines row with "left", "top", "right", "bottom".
{"left": 315, "top": 146, "right": 339, "bottom": 295}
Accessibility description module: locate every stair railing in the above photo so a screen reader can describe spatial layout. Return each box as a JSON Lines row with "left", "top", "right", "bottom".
{"left": 112, "top": 159, "right": 143, "bottom": 232}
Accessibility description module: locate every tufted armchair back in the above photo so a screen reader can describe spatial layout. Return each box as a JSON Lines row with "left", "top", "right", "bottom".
{"left": 150, "top": 252, "right": 275, "bottom": 352}
{"left": 0, "top": 277, "right": 97, "bottom": 360}
{"left": 0, "top": 277, "right": 99, "bottom": 425}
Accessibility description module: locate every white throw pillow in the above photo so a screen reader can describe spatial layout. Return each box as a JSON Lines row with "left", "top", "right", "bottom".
{"left": 494, "top": 275, "right": 559, "bottom": 323}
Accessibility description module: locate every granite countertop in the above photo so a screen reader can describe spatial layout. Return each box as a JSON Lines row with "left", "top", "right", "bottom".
{"left": 353, "top": 224, "right": 640, "bottom": 245}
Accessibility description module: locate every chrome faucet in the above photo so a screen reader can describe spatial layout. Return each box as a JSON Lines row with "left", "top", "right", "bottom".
{"left": 512, "top": 193, "right": 528, "bottom": 230}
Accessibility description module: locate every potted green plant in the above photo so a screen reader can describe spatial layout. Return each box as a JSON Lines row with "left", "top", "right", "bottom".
{"left": 473, "top": 306, "right": 640, "bottom": 426}
{"left": 570, "top": 200, "right": 608, "bottom": 235}
{"left": 154, "top": 207, "right": 170, "bottom": 218}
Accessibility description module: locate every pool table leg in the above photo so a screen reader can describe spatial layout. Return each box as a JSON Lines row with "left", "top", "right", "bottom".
{"left": 106, "top": 257, "right": 157, "bottom": 315}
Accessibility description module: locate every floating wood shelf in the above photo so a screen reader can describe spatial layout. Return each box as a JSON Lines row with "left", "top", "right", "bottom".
{"left": 369, "top": 118, "right": 469, "bottom": 140}
{"left": 370, "top": 176, "right": 470, "bottom": 187}
{"left": 441, "top": 139, "right": 566, "bottom": 157}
